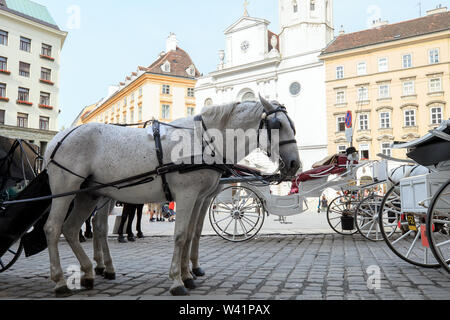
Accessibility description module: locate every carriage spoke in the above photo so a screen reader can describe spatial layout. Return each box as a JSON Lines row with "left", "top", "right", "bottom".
{"left": 436, "top": 239, "right": 450, "bottom": 248}
{"left": 238, "top": 219, "right": 249, "bottom": 238}
{"left": 213, "top": 215, "right": 233, "bottom": 225}
{"left": 221, "top": 218, "right": 234, "bottom": 235}
{"left": 392, "top": 230, "right": 414, "bottom": 245}
{"left": 405, "top": 231, "right": 421, "bottom": 259}
{"left": 240, "top": 204, "right": 259, "bottom": 211}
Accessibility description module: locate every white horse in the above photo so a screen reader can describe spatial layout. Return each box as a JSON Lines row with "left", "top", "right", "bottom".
{"left": 43, "top": 97, "right": 300, "bottom": 296}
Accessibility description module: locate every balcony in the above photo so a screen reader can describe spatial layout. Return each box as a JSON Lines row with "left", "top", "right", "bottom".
{"left": 0, "top": 70, "right": 11, "bottom": 75}
{"left": 40, "top": 79, "right": 54, "bottom": 86}
{"left": 39, "top": 104, "right": 53, "bottom": 110}
{"left": 0, "top": 97, "right": 9, "bottom": 102}
{"left": 16, "top": 100, "right": 32, "bottom": 106}
{"left": 40, "top": 54, "right": 55, "bottom": 62}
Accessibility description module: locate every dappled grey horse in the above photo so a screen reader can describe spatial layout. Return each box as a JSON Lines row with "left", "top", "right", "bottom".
{"left": 43, "top": 96, "right": 300, "bottom": 296}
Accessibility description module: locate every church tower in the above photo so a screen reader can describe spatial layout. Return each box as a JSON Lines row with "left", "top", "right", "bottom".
{"left": 279, "top": 0, "right": 334, "bottom": 57}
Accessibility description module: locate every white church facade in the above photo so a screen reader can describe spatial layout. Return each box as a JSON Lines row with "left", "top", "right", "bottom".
{"left": 195, "top": 0, "right": 334, "bottom": 171}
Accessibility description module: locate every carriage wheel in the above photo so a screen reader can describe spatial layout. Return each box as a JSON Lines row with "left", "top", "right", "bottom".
{"left": 355, "top": 195, "right": 385, "bottom": 241}
{"left": 426, "top": 180, "right": 450, "bottom": 273}
{"left": 209, "top": 185, "right": 265, "bottom": 242}
{"left": 0, "top": 240, "right": 23, "bottom": 273}
{"left": 379, "top": 184, "right": 440, "bottom": 268}
{"left": 326, "top": 195, "right": 359, "bottom": 235}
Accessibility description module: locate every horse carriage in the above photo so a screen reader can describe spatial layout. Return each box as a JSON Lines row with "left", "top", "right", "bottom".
{"left": 208, "top": 150, "right": 390, "bottom": 241}
{"left": 0, "top": 136, "right": 48, "bottom": 273}
{"left": 209, "top": 121, "right": 450, "bottom": 274}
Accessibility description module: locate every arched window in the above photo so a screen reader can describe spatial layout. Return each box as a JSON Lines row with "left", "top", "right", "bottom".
{"left": 310, "top": 0, "right": 316, "bottom": 11}
{"left": 293, "top": 0, "right": 298, "bottom": 12}
{"left": 242, "top": 91, "right": 256, "bottom": 102}
{"left": 204, "top": 98, "right": 213, "bottom": 107}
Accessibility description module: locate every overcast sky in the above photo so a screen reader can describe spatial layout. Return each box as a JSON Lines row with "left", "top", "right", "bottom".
{"left": 34, "top": 0, "right": 450, "bottom": 128}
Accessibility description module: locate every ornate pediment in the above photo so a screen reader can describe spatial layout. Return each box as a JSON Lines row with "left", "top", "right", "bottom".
{"left": 224, "top": 16, "right": 269, "bottom": 35}
{"left": 401, "top": 133, "right": 421, "bottom": 140}
{"left": 356, "top": 135, "right": 372, "bottom": 142}
{"left": 377, "top": 134, "right": 395, "bottom": 141}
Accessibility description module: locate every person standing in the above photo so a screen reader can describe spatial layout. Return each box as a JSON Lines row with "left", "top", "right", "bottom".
{"left": 118, "top": 203, "right": 144, "bottom": 243}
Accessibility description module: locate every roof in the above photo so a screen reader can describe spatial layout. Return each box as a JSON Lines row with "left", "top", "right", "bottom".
{"left": 0, "top": 0, "right": 60, "bottom": 30}
{"left": 145, "top": 46, "right": 201, "bottom": 79}
{"left": 321, "top": 11, "right": 450, "bottom": 56}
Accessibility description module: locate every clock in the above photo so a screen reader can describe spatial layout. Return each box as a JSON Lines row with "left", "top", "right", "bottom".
{"left": 290, "top": 82, "right": 301, "bottom": 96}
{"left": 241, "top": 40, "right": 250, "bottom": 52}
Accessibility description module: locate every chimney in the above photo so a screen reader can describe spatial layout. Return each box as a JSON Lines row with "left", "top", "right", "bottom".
{"left": 427, "top": 4, "right": 447, "bottom": 15}
{"left": 371, "top": 18, "right": 389, "bottom": 28}
{"left": 166, "top": 33, "right": 177, "bottom": 52}
{"left": 339, "top": 25, "right": 345, "bottom": 35}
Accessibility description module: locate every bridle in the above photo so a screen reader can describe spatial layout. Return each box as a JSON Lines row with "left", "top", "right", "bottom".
{"left": 258, "top": 105, "right": 297, "bottom": 158}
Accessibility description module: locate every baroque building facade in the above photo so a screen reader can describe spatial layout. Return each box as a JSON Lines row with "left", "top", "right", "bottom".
{"left": 195, "top": 0, "right": 334, "bottom": 171}
{"left": 320, "top": 7, "right": 450, "bottom": 160}
{"left": 77, "top": 34, "right": 199, "bottom": 127}
{"left": 0, "top": 0, "right": 67, "bottom": 154}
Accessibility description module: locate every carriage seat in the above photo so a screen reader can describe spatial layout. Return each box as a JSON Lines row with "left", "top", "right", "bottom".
{"left": 289, "top": 154, "right": 352, "bottom": 194}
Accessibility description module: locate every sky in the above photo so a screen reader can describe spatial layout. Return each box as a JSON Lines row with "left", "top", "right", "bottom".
{"left": 33, "top": 0, "right": 450, "bottom": 129}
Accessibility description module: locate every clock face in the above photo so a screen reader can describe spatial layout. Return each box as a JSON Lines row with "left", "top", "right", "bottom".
{"left": 241, "top": 40, "right": 250, "bottom": 52}
{"left": 290, "top": 82, "right": 301, "bottom": 96}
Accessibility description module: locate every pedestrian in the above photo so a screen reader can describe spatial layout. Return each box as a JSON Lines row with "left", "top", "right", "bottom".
{"left": 149, "top": 203, "right": 164, "bottom": 222}
{"left": 317, "top": 198, "right": 321, "bottom": 213}
{"left": 168, "top": 201, "right": 176, "bottom": 222}
{"left": 320, "top": 195, "right": 328, "bottom": 212}
{"left": 117, "top": 203, "right": 145, "bottom": 243}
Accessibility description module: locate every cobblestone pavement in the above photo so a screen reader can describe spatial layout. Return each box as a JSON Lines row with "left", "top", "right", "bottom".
{"left": 0, "top": 234, "right": 449, "bottom": 300}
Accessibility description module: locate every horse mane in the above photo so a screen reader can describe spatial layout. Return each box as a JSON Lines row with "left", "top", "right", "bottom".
{"left": 201, "top": 101, "right": 263, "bottom": 128}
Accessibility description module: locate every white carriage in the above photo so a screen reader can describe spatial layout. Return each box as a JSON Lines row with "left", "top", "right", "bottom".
{"left": 375, "top": 121, "right": 450, "bottom": 270}
{"left": 209, "top": 151, "right": 389, "bottom": 242}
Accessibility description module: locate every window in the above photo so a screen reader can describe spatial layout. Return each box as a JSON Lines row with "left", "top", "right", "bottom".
{"left": 187, "top": 106, "right": 195, "bottom": 116}
{"left": 0, "top": 30, "right": 8, "bottom": 46}
{"left": 162, "top": 104, "right": 171, "bottom": 119}
{"left": 39, "top": 116, "right": 49, "bottom": 131}
{"left": 122, "top": 112, "right": 127, "bottom": 123}
{"left": 138, "top": 106, "right": 143, "bottom": 121}
{"left": 41, "top": 43, "right": 52, "bottom": 57}
{"left": 242, "top": 92, "right": 255, "bottom": 102}
{"left": 431, "top": 107, "right": 443, "bottom": 125}
{"left": 378, "top": 58, "right": 388, "bottom": 72}
{"left": 20, "top": 37, "right": 31, "bottom": 52}
{"left": 357, "top": 86, "right": 369, "bottom": 102}
{"left": 381, "top": 143, "right": 391, "bottom": 157}
{"left": 123, "top": 97, "right": 127, "bottom": 106}
{"left": 19, "top": 62, "right": 30, "bottom": 77}
{"left": 337, "top": 116, "right": 346, "bottom": 132}
{"left": 336, "top": 66, "right": 344, "bottom": 79}
{"left": 429, "top": 78, "right": 442, "bottom": 93}
{"left": 336, "top": 91, "right": 346, "bottom": 104}
{"left": 379, "top": 84, "right": 390, "bottom": 99}
{"left": 293, "top": 0, "right": 298, "bottom": 12}
{"left": 359, "top": 114, "right": 369, "bottom": 131}
{"left": 0, "top": 110, "right": 4, "bottom": 125}
{"left": 402, "top": 81, "right": 415, "bottom": 96}
{"left": 162, "top": 85, "right": 171, "bottom": 95}
{"left": 310, "top": 0, "right": 315, "bottom": 11}
{"left": 380, "top": 112, "right": 391, "bottom": 129}
{"left": 187, "top": 88, "right": 195, "bottom": 97}
{"left": 130, "top": 110, "right": 134, "bottom": 123}
{"left": 359, "top": 144, "right": 370, "bottom": 160}
{"left": 161, "top": 61, "right": 171, "bottom": 73}
{"left": 41, "top": 67, "right": 51, "bottom": 81}
{"left": 18, "top": 88, "right": 29, "bottom": 102}
{"left": 0, "top": 83, "right": 5, "bottom": 98}
{"left": 139, "top": 87, "right": 143, "bottom": 96}
{"left": 429, "top": 49, "right": 439, "bottom": 64}
{"left": 404, "top": 110, "right": 416, "bottom": 127}
{"left": 40, "top": 92, "right": 50, "bottom": 106}
{"left": 338, "top": 145, "right": 347, "bottom": 154}
{"left": 131, "top": 93, "right": 135, "bottom": 102}
{"left": 357, "top": 62, "right": 367, "bottom": 75}
{"left": 402, "top": 54, "right": 412, "bottom": 68}
{"left": 204, "top": 98, "right": 213, "bottom": 107}
{"left": 17, "top": 113, "right": 28, "bottom": 128}
{"left": 0, "top": 56, "right": 7, "bottom": 71}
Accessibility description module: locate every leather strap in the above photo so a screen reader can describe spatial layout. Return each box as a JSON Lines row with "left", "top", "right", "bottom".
{"left": 153, "top": 121, "right": 174, "bottom": 202}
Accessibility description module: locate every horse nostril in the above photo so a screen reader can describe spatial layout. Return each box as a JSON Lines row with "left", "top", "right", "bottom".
{"left": 290, "top": 160, "right": 299, "bottom": 170}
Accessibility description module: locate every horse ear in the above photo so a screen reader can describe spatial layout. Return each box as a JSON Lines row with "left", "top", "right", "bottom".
{"left": 259, "top": 94, "right": 274, "bottom": 112}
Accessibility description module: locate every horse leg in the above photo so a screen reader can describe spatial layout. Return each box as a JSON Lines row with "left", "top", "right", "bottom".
{"left": 169, "top": 196, "right": 197, "bottom": 296}
{"left": 190, "top": 184, "right": 222, "bottom": 277}
{"left": 62, "top": 193, "right": 98, "bottom": 290}
{"left": 44, "top": 195, "right": 76, "bottom": 296}
{"left": 93, "top": 200, "right": 116, "bottom": 280}
{"left": 180, "top": 196, "right": 206, "bottom": 290}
